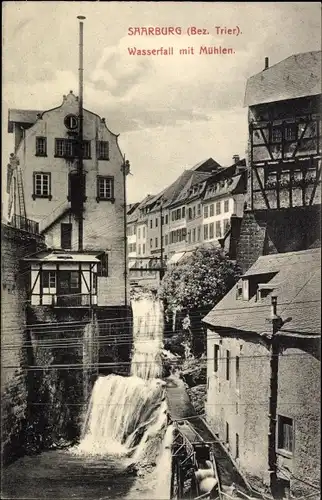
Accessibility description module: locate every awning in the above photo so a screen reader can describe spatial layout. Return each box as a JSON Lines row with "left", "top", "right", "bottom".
{"left": 167, "top": 252, "right": 186, "bottom": 265}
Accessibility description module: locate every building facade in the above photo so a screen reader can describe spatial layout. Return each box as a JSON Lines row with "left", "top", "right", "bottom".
{"left": 203, "top": 249, "right": 321, "bottom": 499}
{"left": 7, "top": 91, "right": 129, "bottom": 308}
{"left": 245, "top": 51, "right": 321, "bottom": 212}
{"left": 237, "top": 51, "right": 322, "bottom": 274}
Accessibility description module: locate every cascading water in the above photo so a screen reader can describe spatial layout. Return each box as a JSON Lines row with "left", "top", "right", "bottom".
{"left": 72, "top": 296, "right": 173, "bottom": 499}
{"left": 131, "top": 298, "right": 164, "bottom": 379}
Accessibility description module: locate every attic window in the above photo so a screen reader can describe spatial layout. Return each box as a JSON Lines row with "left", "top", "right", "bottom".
{"left": 256, "top": 283, "right": 279, "bottom": 301}
{"left": 236, "top": 283, "right": 243, "bottom": 300}
{"left": 56, "top": 255, "right": 73, "bottom": 260}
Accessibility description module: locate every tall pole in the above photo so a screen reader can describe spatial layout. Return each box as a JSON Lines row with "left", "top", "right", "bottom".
{"left": 268, "top": 294, "right": 279, "bottom": 496}
{"left": 160, "top": 201, "right": 164, "bottom": 280}
{"left": 77, "top": 15, "right": 85, "bottom": 251}
{"left": 122, "top": 156, "right": 128, "bottom": 309}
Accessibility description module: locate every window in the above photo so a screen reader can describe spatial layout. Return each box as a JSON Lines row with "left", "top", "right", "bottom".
{"left": 142, "top": 244, "right": 146, "bottom": 255}
{"left": 33, "top": 172, "right": 51, "bottom": 198}
{"left": 165, "top": 214, "right": 169, "bottom": 224}
{"left": 188, "top": 207, "right": 192, "bottom": 220}
{"left": 96, "top": 141, "right": 109, "bottom": 160}
{"left": 271, "top": 126, "right": 282, "bottom": 144}
{"left": 143, "top": 227, "right": 146, "bottom": 238}
{"left": 226, "top": 422, "right": 230, "bottom": 444}
{"left": 97, "top": 253, "right": 108, "bottom": 277}
{"left": 209, "top": 222, "right": 214, "bottom": 239}
{"left": 197, "top": 204, "right": 201, "bottom": 216}
{"left": 82, "top": 141, "right": 91, "bottom": 159}
{"left": 36, "top": 137, "right": 47, "bottom": 156}
{"left": 155, "top": 218, "right": 158, "bottom": 228}
{"left": 138, "top": 244, "right": 141, "bottom": 255}
{"left": 64, "top": 114, "right": 78, "bottom": 130}
{"left": 161, "top": 216, "right": 164, "bottom": 225}
{"left": 216, "top": 221, "right": 221, "bottom": 238}
{"left": 210, "top": 204, "right": 214, "bottom": 217}
{"left": 192, "top": 228, "right": 196, "bottom": 242}
{"left": 182, "top": 207, "right": 185, "bottom": 218}
{"left": 214, "top": 344, "right": 219, "bottom": 372}
{"left": 193, "top": 206, "right": 196, "bottom": 219}
{"left": 278, "top": 416, "right": 293, "bottom": 454}
{"left": 150, "top": 238, "right": 153, "bottom": 248}
{"left": 61, "top": 223, "right": 72, "bottom": 249}
{"left": 165, "top": 235, "right": 168, "bottom": 245}
{"left": 97, "top": 176, "right": 114, "bottom": 201}
{"left": 70, "top": 271, "right": 79, "bottom": 290}
{"left": 224, "top": 200, "right": 229, "bottom": 213}
{"left": 137, "top": 228, "right": 141, "bottom": 239}
{"left": 55, "top": 139, "right": 91, "bottom": 158}
{"left": 150, "top": 220, "right": 153, "bottom": 229}
{"left": 204, "top": 224, "right": 209, "bottom": 240}
{"left": 226, "top": 350, "right": 230, "bottom": 380}
{"left": 235, "top": 434, "right": 239, "bottom": 459}
{"left": 223, "top": 219, "right": 230, "bottom": 233}
{"left": 42, "top": 271, "right": 56, "bottom": 290}
{"left": 216, "top": 201, "right": 221, "bottom": 215}
{"left": 197, "top": 227, "right": 201, "bottom": 241}
{"left": 284, "top": 124, "right": 297, "bottom": 142}
{"left": 155, "top": 237, "right": 158, "bottom": 248}
{"left": 204, "top": 206, "right": 209, "bottom": 218}
{"left": 187, "top": 231, "right": 191, "bottom": 243}
{"left": 236, "top": 356, "right": 240, "bottom": 392}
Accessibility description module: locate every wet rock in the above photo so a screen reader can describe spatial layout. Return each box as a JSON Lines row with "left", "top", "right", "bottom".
{"left": 186, "top": 385, "right": 207, "bottom": 415}
{"left": 125, "top": 463, "right": 138, "bottom": 476}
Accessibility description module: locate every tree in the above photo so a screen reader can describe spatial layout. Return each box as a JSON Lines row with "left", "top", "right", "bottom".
{"left": 159, "top": 246, "right": 241, "bottom": 355}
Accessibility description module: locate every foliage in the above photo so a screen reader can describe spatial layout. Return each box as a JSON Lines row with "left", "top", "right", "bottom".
{"left": 159, "top": 246, "right": 241, "bottom": 316}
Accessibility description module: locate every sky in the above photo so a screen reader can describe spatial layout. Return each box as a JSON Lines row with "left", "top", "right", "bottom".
{"left": 2, "top": 1, "right": 321, "bottom": 205}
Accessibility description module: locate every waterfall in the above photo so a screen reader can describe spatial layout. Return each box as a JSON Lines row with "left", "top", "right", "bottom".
{"left": 153, "top": 424, "right": 174, "bottom": 499}
{"left": 73, "top": 296, "right": 169, "bottom": 467}
{"left": 131, "top": 298, "right": 164, "bottom": 379}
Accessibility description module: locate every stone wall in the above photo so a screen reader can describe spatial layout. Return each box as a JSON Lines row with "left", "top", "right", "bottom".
{"left": 237, "top": 206, "right": 321, "bottom": 273}
{"left": 1, "top": 224, "right": 45, "bottom": 464}
{"left": 206, "top": 330, "right": 321, "bottom": 498}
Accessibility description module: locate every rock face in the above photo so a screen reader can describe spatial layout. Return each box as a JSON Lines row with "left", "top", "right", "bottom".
{"left": 180, "top": 358, "right": 207, "bottom": 415}
{"left": 181, "top": 361, "right": 207, "bottom": 387}
{"left": 186, "top": 385, "right": 207, "bottom": 415}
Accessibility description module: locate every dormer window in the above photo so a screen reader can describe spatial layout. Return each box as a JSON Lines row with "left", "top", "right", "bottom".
{"left": 236, "top": 282, "right": 243, "bottom": 300}
{"left": 256, "top": 283, "right": 279, "bottom": 301}
{"left": 242, "top": 279, "right": 249, "bottom": 300}
{"left": 241, "top": 272, "right": 278, "bottom": 301}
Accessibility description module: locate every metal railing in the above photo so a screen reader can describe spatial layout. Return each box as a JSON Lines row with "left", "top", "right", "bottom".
{"left": 10, "top": 214, "right": 39, "bottom": 234}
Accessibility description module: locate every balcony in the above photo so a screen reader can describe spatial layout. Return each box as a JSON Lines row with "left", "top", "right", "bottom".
{"left": 10, "top": 214, "right": 39, "bottom": 235}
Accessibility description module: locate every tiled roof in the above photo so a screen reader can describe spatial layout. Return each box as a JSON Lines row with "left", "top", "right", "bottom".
{"left": 203, "top": 248, "right": 321, "bottom": 337}
{"left": 203, "top": 174, "right": 242, "bottom": 201}
{"left": 173, "top": 171, "right": 212, "bottom": 205}
{"left": 244, "top": 51, "right": 321, "bottom": 107}
{"left": 190, "top": 157, "right": 222, "bottom": 172}
{"left": 8, "top": 109, "right": 42, "bottom": 132}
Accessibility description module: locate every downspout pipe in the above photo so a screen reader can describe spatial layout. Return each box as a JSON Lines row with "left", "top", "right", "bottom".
{"left": 268, "top": 294, "right": 281, "bottom": 496}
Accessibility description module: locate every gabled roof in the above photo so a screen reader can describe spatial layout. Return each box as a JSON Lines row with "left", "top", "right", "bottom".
{"left": 203, "top": 174, "right": 243, "bottom": 202}
{"left": 244, "top": 51, "right": 321, "bottom": 107}
{"left": 203, "top": 248, "right": 321, "bottom": 337}
{"left": 8, "top": 109, "right": 42, "bottom": 132}
{"left": 23, "top": 250, "right": 100, "bottom": 263}
{"left": 190, "top": 157, "right": 222, "bottom": 173}
{"left": 172, "top": 171, "right": 212, "bottom": 206}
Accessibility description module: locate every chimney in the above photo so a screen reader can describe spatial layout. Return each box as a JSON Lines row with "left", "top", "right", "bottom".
{"left": 264, "top": 57, "right": 269, "bottom": 70}
{"left": 233, "top": 154, "right": 240, "bottom": 164}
